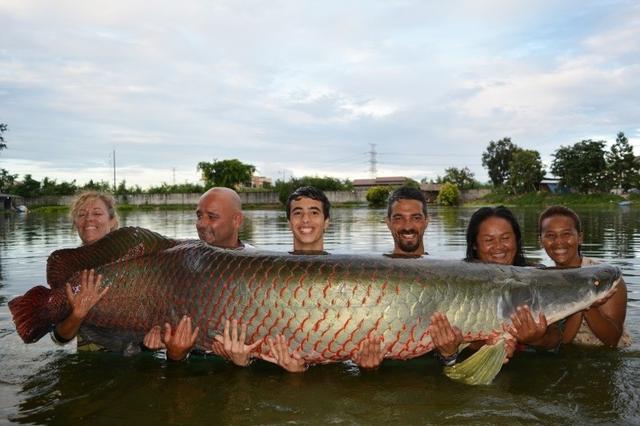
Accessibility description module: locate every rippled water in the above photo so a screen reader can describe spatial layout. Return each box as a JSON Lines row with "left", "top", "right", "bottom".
{"left": 1, "top": 206, "right": 638, "bottom": 425}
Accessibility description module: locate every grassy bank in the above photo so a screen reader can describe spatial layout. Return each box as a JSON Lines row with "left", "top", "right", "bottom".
{"left": 467, "top": 191, "right": 633, "bottom": 207}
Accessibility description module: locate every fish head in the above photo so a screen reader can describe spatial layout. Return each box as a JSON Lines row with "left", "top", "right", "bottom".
{"left": 498, "top": 264, "right": 622, "bottom": 323}
{"left": 538, "top": 264, "right": 622, "bottom": 323}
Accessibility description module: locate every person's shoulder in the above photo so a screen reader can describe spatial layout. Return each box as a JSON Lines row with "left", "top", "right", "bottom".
{"left": 238, "top": 241, "right": 255, "bottom": 250}
{"left": 581, "top": 257, "right": 601, "bottom": 266}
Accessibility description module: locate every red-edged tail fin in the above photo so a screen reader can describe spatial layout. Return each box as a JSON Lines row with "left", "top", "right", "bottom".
{"left": 47, "top": 227, "right": 180, "bottom": 289}
{"left": 8, "top": 286, "right": 60, "bottom": 343}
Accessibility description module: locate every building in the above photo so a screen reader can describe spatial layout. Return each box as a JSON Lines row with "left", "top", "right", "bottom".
{"left": 250, "top": 175, "right": 272, "bottom": 189}
{"left": 352, "top": 176, "right": 409, "bottom": 190}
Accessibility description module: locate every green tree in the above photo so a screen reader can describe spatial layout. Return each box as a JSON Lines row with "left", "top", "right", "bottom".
{"left": 481, "top": 137, "right": 519, "bottom": 186}
{"left": 441, "top": 167, "right": 479, "bottom": 190}
{"left": 366, "top": 186, "right": 390, "bottom": 207}
{"left": 607, "top": 132, "right": 639, "bottom": 191}
{"left": 274, "top": 176, "right": 352, "bottom": 204}
{"left": 197, "top": 159, "right": 256, "bottom": 189}
{"left": 0, "top": 168, "right": 18, "bottom": 192}
{"left": 41, "top": 177, "right": 78, "bottom": 196}
{"left": 437, "top": 182, "right": 460, "bottom": 206}
{"left": 507, "top": 149, "right": 545, "bottom": 194}
{"left": 82, "top": 179, "right": 113, "bottom": 192}
{"left": 13, "top": 174, "right": 41, "bottom": 198}
{"left": 0, "top": 123, "right": 7, "bottom": 152}
{"left": 551, "top": 140, "right": 611, "bottom": 193}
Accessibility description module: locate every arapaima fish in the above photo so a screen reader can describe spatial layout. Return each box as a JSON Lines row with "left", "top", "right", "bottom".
{"left": 9, "top": 227, "right": 621, "bottom": 385}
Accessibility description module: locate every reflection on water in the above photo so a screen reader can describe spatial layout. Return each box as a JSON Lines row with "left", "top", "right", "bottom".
{"left": 1, "top": 206, "right": 639, "bottom": 425}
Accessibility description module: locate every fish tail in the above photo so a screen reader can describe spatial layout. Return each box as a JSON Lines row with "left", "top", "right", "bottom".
{"left": 443, "top": 338, "right": 506, "bottom": 385}
{"left": 8, "top": 286, "right": 60, "bottom": 343}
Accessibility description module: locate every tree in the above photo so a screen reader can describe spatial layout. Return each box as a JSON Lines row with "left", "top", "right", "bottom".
{"left": 441, "top": 167, "right": 479, "bottom": 190}
{"left": 551, "top": 140, "right": 611, "bottom": 193}
{"left": 437, "top": 182, "right": 460, "bottom": 206}
{"left": 366, "top": 186, "right": 390, "bottom": 207}
{"left": 481, "top": 137, "right": 519, "bottom": 186}
{"left": 0, "top": 123, "right": 7, "bottom": 153}
{"left": 607, "top": 132, "right": 639, "bottom": 191}
{"left": 274, "top": 176, "right": 352, "bottom": 204}
{"left": 41, "top": 177, "right": 78, "bottom": 196}
{"left": 0, "top": 168, "right": 18, "bottom": 192}
{"left": 12, "top": 174, "right": 41, "bottom": 198}
{"left": 197, "top": 159, "right": 256, "bottom": 189}
{"left": 507, "top": 149, "right": 545, "bottom": 194}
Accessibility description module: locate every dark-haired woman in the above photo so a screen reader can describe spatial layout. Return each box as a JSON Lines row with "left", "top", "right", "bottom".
{"left": 430, "top": 206, "right": 561, "bottom": 366}
{"left": 539, "top": 205, "right": 629, "bottom": 347}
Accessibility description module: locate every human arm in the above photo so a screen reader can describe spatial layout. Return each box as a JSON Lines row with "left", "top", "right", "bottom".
{"left": 352, "top": 336, "right": 385, "bottom": 369}
{"left": 583, "top": 279, "right": 627, "bottom": 347}
{"left": 163, "top": 315, "right": 199, "bottom": 361}
{"left": 561, "top": 312, "right": 583, "bottom": 344}
{"left": 53, "top": 269, "right": 109, "bottom": 342}
{"left": 210, "top": 319, "right": 262, "bottom": 366}
{"left": 508, "top": 305, "right": 562, "bottom": 350}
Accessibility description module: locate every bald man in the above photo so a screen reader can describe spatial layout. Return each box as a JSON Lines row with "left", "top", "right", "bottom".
{"left": 143, "top": 187, "right": 257, "bottom": 362}
{"left": 196, "top": 187, "right": 250, "bottom": 249}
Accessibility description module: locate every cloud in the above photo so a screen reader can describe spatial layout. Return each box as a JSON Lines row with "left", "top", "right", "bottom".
{"left": 1, "top": 0, "right": 639, "bottom": 187}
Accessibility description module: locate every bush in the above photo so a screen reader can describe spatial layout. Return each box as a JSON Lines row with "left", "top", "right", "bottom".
{"left": 437, "top": 182, "right": 460, "bottom": 206}
{"left": 366, "top": 186, "right": 390, "bottom": 207}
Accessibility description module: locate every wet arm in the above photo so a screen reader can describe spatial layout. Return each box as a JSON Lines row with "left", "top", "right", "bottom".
{"left": 583, "top": 279, "right": 627, "bottom": 347}
{"left": 561, "top": 312, "right": 583, "bottom": 344}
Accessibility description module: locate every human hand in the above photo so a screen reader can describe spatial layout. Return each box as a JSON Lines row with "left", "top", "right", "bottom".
{"left": 508, "top": 305, "right": 548, "bottom": 345}
{"left": 65, "top": 269, "right": 109, "bottom": 319}
{"left": 211, "top": 319, "right": 262, "bottom": 366}
{"left": 143, "top": 325, "right": 166, "bottom": 350}
{"left": 163, "top": 315, "right": 199, "bottom": 361}
{"left": 352, "top": 335, "right": 385, "bottom": 369}
{"left": 260, "top": 335, "right": 308, "bottom": 373}
{"left": 429, "top": 312, "right": 463, "bottom": 358}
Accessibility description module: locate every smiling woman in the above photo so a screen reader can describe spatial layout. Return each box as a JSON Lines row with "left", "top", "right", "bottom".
{"left": 52, "top": 191, "right": 119, "bottom": 350}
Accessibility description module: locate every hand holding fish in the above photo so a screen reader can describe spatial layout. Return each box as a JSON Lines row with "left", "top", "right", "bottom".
{"left": 508, "top": 305, "right": 554, "bottom": 347}
{"left": 429, "top": 312, "right": 463, "bottom": 358}
{"left": 65, "top": 269, "right": 108, "bottom": 320}
{"left": 211, "top": 319, "right": 261, "bottom": 366}
{"left": 143, "top": 325, "right": 165, "bottom": 350}
{"left": 261, "top": 335, "right": 308, "bottom": 373}
{"left": 352, "top": 335, "right": 386, "bottom": 369}
{"left": 164, "top": 315, "right": 199, "bottom": 361}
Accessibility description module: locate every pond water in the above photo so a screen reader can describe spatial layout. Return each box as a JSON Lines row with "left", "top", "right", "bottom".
{"left": 1, "top": 206, "right": 638, "bottom": 425}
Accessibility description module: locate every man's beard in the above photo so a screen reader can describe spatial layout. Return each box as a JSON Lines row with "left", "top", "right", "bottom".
{"left": 396, "top": 231, "right": 421, "bottom": 253}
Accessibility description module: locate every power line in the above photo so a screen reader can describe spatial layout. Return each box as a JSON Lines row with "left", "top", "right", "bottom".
{"left": 368, "top": 143, "right": 378, "bottom": 178}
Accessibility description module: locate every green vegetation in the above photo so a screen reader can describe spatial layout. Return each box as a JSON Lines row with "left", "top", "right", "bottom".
{"left": 366, "top": 186, "right": 390, "bottom": 207}
{"left": 437, "top": 182, "right": 460, "bottom": 206}
{"left": 475, "top": 191, "right": 625, "bottom": 207}
{"left": 197, "top": 159, "right": 255, "bottom": 189}
{"left": 274, "top": 176, "right": 353, "bottom": 205}
{"left": 427, "top": 166, "right": 481, "bottom": 190}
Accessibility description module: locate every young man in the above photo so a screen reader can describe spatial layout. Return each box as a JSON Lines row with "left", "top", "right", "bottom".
{"left": 286, "top": 186, "right": 331, "bottom": 253}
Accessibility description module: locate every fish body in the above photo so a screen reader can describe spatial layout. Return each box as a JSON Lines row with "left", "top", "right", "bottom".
{"left": 9, "top": 227, "right": 621, "bottom": 383}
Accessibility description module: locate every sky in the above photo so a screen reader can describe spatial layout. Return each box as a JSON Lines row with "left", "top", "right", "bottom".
{"left": 1, "top": 0, "right": 639, "bottom": 188}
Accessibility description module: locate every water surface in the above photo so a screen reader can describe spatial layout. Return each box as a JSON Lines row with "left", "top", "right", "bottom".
{"left": 1, "top": 206, "right": 638, "bottom": 425}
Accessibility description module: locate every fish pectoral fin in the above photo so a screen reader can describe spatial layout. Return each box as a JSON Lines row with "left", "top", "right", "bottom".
{"left": 443, "top": 338, "right": 506, "bottom": 386}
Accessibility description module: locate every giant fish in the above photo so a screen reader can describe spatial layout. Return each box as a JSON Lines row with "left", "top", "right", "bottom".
{"left": 9, "top": 227, "right": 621, "bottom": 385}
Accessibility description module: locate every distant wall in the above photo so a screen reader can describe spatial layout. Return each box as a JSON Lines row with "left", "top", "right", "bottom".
{"left": 24, "top": 190, "right": 368, "bottom": 208}
{"left": 24, "top": 188, "right": 487, "bottom": 208}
